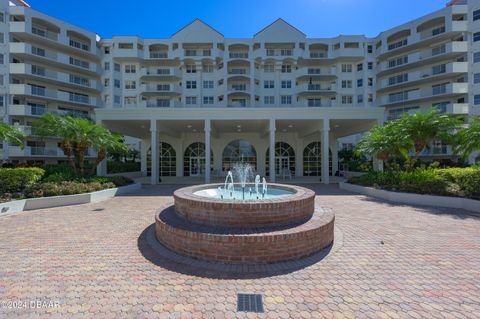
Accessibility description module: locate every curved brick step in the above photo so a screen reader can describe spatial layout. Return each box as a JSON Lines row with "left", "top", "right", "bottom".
{"left": 155, "top": 203, "right": 335, "bottom": 264}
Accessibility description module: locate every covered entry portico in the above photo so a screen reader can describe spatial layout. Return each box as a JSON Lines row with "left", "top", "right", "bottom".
{"left": 95, "top": 107, "right": 384, "bottom": 184}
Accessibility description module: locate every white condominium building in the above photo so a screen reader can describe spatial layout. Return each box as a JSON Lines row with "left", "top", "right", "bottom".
{"left": 0, "top": 0, "right": 479, "bottom": 184}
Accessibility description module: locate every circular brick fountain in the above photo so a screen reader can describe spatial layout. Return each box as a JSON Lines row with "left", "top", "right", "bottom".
{"left": 155, "top": 183, "right": 334, "bottom": 264}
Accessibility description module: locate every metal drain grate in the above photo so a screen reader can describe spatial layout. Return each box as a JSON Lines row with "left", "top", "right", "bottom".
{"left": 237, "top": 293, "right": 264, "bottom": 313}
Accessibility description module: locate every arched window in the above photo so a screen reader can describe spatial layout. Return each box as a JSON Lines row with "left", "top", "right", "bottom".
{"left": 222, "top": 139, "right": 257, "bottom": 171}
{"left": 265, "top": 142, "right": 295, "bottom": 176}
{"left": 146, "top": 142, "right": 176, "bottom": 177}
{"left": 303, "top": 142, "right": 332, "bottom": 176}
{"left": 183, "top": 142, "right": 213, "bottom": 177}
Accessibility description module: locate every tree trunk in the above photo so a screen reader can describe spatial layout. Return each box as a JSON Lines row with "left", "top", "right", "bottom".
{"left": 61, "top": 141, "right": 77, "bottom": 175}
{"left": 90, "top": 149, "right": 106, "bottom": 176}
{"left": 76, "top": 143, "right": 88, "bottom": 176}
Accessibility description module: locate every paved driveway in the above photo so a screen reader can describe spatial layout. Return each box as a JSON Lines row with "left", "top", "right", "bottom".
{"left": 0, "top": 184, "right": 479, "bottom": 318}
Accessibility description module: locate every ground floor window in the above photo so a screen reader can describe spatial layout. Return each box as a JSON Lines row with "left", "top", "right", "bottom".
{"left": 147, "top": 142, "right": 176, "bottom": 177}
{"left": 183, "top": 142, "right": 213, "bottom": 177}
{"left": 265, "top": 142, "right": 295, "bottom": 177}
{"left": 222, "top": 139, "right": 257, "bottom": 172}
{"left": 303, "top": 142, "right": 332, "bottom": 176}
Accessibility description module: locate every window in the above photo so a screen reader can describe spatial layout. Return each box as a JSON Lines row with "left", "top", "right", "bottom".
{"left": 186, "top": 81, "right": 197, "bottom": 89}
{"left": 280, "top": 49, "right": 292, "bottom": 56}
{"left": 264, "top": 80, "right": 274, "bottom": 89}
{"left": 388, "top": 91, "right": 408, "bottom": 103}
{"left": 114, "top": 63, "right": 121, "bottom": 72}
{"left": 264, "top": 64, "right": 275, "bottom": 72}
{"left": 0, "top": 12, "right": 4, "bottom": 23}
{"left": 202, "top": 49, "right": 211, "bottom": 56}
{"left": 0, "top": 96, "right": 3, "bottom": 107}
{"left": 104, "top": 47, "right": 110, "bottom": 54}
{"left": 432, "top": 83, "right": 447, "bottom": 95}
{"left": 431, "top": 44, "right": 446, "bottom": 56}
{"left": 185, "top": 49, "right": 197, "bottom": 56}
{"left": 157, "top": 84, "right": 170, "bottom": 91}
{"left": 367, "top": 45, "right": 373, "bottom": 53}
{"left": 280, "top": 95, "right": 292, "bottom": 105}
{"left": 202, "top": 64, "right": 214, "bottom": 73}
{"left": 388, "top": 56, "right": 408, "bottom": 68}
{"left": 357, "top": 95, "right": 364, "bottom": 103}
{"left": 341, "top": 64, "right": 352, "bottom": 72}
{"left": 341, "top": 95, "right": 353, "bottom": 104}
{"left": 281, "top": 80, "right": 291, "bottom": 89}
{"left": 30, "top": 84, "right": 46, "bottom": 96}
{"left": 69, "top": 57, "right": 89, "bottom": 69}
{"left": 431, "top": 26, "right": 445, "bottom": 36}
{"left": 281, "top": 64, "right": 292, "bottom": 73}
{"left": 368, "top": 62, "right": 373, "bottom": 70}
{"left": 474, "top": 52, "right": 480, "bottom": 63}
{"left": 264, "top": 96, "right": 275, "bottom": 105}
{"left": 474, "top": 73, "right": 480, "bottom": 84}
{"left": 125, "top": 65, "right": 136, "bottom": 73}
{"left": 124, "top": 96, "right": 136, "bottom": 105}
{"left": 388, "top": 38, "right": 407, "bottom": 51}
{"left": 203, "top": 80, "right": 214, "bottom": 89}
{"left": 307, "top": 98, "right": 321, "bottom": 107}
{"left": 475, "top": 94, "right": 480, "bottom": 105}
{"left": 69, "top": 38, "right": 89, "bottom": 51}
{"left": 368, "top": 78, "right": 373, "bottom": 86}
{"left": 432, "top": 64, "right": 446, "bottom": 75}
{"left": 114, "top": 95, "right": 121, "bottom": 105}
{"left": 388, "top": 74, "right": 408, "bottom": 86}
{"left": 114, "top": 79, "right": 120, "bottom": 88}
{"left": 104, "top": 78, "right": 110, "bottom": 87}
{"left": 203, "top": 96, "right": 214, "bottom": 105}
{"left": 474, "top": 9, "right": 480, "bottom": 21}
{"left": 368, "top": 94, "right": 373, "bottom": 102}
{"left": 104, "top": 62, "right": 110, "bottom": 70}
{"left": 186, "top": 96, "right": 197, "bottom": 105}
{"left": 0, "top": 54, "right": 3, "bottom": 64}
{"left": 341, "top": 80, "right": 352, "bottom": 88}
{"left": 0, "top": 75, "right": 3, "bottom": 86}
{"left": 0, "top": 33, "right": 4, "bottom": 43}
{"left": 474, "top": 32, "right": 480, "bottom": 42}
{"left": 266, "top": 49, "right": 275, "bottom": 56}
{"left": 70, "top": 75, "right": 90, "bottom": 87}
{"left": 125, "top": 80, "right": 136, "bottom": 89}
{"left": 31, "top": 65, "right": 45, "bottom": 76}
{"left": 387, "top": 106, "right": 420, "bottom": 120}
{"left": 32, "top": 46, "right": 46, "bottom": 57}
{"left": 154, "top": 99, "right": 170, "bottom": 107}
{"left": 357, "top": 79, "right": 363, "bottom": 87}
{"left": 186, "top": 64, "right": 196, "bottom": 73}
{"left": 357, "top": 63, "right": 363, "bottom": 71}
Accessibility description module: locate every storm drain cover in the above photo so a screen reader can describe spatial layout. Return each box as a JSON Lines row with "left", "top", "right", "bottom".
{"left": 237, "top": 293, "right": 264, "bottom": 313}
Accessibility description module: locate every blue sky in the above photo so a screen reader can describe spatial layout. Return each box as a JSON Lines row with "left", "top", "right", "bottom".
{"left": 27, "top": 0, "right": 448, "bottom": 39}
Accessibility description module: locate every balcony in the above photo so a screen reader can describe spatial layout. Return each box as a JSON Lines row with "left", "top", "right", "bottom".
{"left": 9, "top": 146, "right": 96, "bottom": 157}
{"left": 139, "top": 67, "right": 181, "bottom": 80}
{"left": 9, "top": 104, "right": 47, "bottom": 117}
{"left": 9, "top": 84, "right": 100, "bottom": 108}
{"left": 377, "top": 62, "right": 468, "bottom": 92}
{"left": 297, "top": 83, "right": 336, "bottom": 96}
{"left": 9, "top": 43, "right": 100, "bottom": 75}
{"left": 140, "top": 84, "right": 182, "bottom": 96}
{"left": 377, "top": 41, "right": 467, "bottom": 76}
{"left": 295, "top": 67, "right": 336, "bottom": 80}
{"left": 139, "top": 100, "right": 182, "bottom": 108}
{"left": 229, "top": 52, "right": 249, "bottom": 59}
{"left": 380, "top": 83, "right": 468, "bottom": 106}
{"left": 9, "top": 63, "right": 100, "bottom": 91}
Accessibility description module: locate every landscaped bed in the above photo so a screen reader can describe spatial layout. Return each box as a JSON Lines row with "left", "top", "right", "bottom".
{"left": 0, "top": 167, "right": 133, "bottom": 203}
{"left": 349, "top": 166, "right": 480, "bottom": 200}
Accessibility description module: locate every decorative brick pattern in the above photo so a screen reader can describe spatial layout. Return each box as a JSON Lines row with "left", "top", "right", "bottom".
{"left": 155, "top": 204, "right": 334, "bottom": 264}
{"left": 174, "top": 183, "right": 316, "bottom": 227}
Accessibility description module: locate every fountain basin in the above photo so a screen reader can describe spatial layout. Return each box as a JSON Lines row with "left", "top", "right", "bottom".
{"left": 174, "top": 183, "right": 315, "bottom": 227}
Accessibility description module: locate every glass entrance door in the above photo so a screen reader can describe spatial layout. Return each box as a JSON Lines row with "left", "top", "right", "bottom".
{"left": 189, "top": 157, "right": 205, "bottom": 176}
{"left": 275, "top": 156, "right": 290, "bottom": 176}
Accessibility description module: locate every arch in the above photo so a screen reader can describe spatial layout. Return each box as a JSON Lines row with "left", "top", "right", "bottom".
{"left": 309, "top": 43, "right": 328, "bottom": 51}
{"left": 228, "top": 43, "right": 250, "bottom": 51}
{"left": 146, "top": 142, "right": 176, "bottom": 177}
{"left": 183, "top": 142, "right": 213, "bottom": 177}
{"left": 222, "top": 139, "right": 257, "bottom": 171}
{"left": 416, "top": 17, "right": 445, "bottom": 33}
{"left": 265, "top": 142, "right": 295, "bottom": 177}
{"left": 31, "top": 17, "right": 60, "bottom": 33}
{"left": 149, "top": 44, "right": 169, "bottom": 52}
{"left": 66, "top": 30, "right": 91, "bottom": 43}
{"left": 387, "top": 29, "right": 411, "bottom": 43}
{"left": 303, "top": 142, "right": 332, "bottom": 177}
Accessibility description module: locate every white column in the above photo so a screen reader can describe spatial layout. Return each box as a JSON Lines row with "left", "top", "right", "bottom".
{"left": 331, "top": 138, "right": 338, "bottom": 177}
{"left": 140, "top": 139, "right": 148, "bottom": 176}
{"left": 322, "top": 118, "right": 330, "bottom": 184}
{"left": 150, "top": 120, "right": 158, "bottom": 185}
{"left": 269, "top": 119, "right": 276, "bottom": 183}
{"left": 204, "top": 119, "right": 211, "bottom": 184}
{"left": 96, "top": 119, "right": 107, "bottom": 176}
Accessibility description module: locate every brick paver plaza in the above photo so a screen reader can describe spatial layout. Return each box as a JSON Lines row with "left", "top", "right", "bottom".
{"left": 1, "top": 184, "right": 479, "bottom": 318}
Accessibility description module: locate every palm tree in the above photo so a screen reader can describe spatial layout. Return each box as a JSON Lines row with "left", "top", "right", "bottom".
{"left": 0, "top": 122, "right": 25, "bottom": 148}
{"left": 355, "top": 121, "right": 411, "bottom": 169}
{"left": 34, "top": 114, "right": 78, "bottom": 173}
{"left": 89, "top": 127, "right": 127, "bottom": 176}
{"left": 455, "top": 117, "right": 480, "bottom": 160}
{"left": 398, "top": 108, "right": 461, "bottom": 166}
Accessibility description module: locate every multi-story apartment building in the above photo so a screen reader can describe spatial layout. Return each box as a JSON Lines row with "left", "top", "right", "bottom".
{"left": 0, "top": 0, "right": 479, "bottom": 184}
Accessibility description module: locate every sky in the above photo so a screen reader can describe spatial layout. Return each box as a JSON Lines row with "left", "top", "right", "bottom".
{"left": 26, "top": 0, "right": 449, "bottom": 39}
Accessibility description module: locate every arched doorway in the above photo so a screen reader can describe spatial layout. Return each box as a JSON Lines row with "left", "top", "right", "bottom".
{"left": 222, "top": 139, "right": 257, "bottom": 172}
{"left": 303, "top": 142, "right": 332, "bottom": 176}
{"left": 146, "top": 142, "right": 176, "bottom": 177}
{"left": 183, "top": 142, "right": 213, "bottom": 177}
{"left": 265, "top": 142, "right": 295, "bottom": 177}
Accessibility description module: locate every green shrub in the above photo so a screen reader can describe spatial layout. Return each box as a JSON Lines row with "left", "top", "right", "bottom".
{"left": 107, "top": 161, "right": 140, "bottom": 174}
{"left": 0, "top": 168, "right": 45, "bottom": 193}
{"left": 79, "top": 175, "right": 133, "bottom": 187}
{"left": 26, "top": 181, "right": 116, "bottom": 198}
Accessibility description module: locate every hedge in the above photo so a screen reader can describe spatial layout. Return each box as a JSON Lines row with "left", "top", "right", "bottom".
{"left": 349, "top": 167, "right": 480, "bottom": 200}
{"left": 0, "top": 168, "right": 45, "bottom": 193}
{"left": 26, "top": 181, "right": 116, "bottom": 198}
{"left": 107, "top": 161, "right": 140, "bottom": 174}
